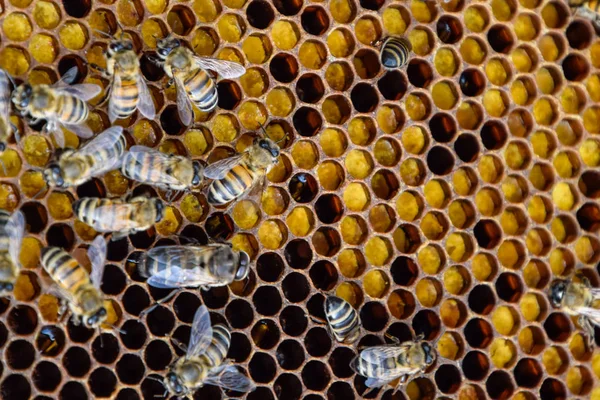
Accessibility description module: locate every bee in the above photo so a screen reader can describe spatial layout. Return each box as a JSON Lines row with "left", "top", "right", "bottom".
{"left": 41, "top": 235, "right": 108, "bottom": 328}
{"left": 90, "top": 35, "right": 156, "bottom": 123}
{"left": 204, "top": 136, "right": 281, "bottom": 206}
{"left": 351, "top": 336, "right": 436, "bottom": 393}
{"left": 121, "top": 146, "right": 203, "bottom": 193}
{"left": 72, "top": 196, "right": 164, "bottom": 240}
{"left": 571, "top": 0, "right": 600, "bottom": 25}
{"left": 324, "top": 295, "right": 361, "bottom": 344}
{"left": 0, "top": 69, "right": 16, "bottom": 153}
{"left": 43, "top": 126, "right": 126, "bottom": 188}
{"left": 162, "top": 305, "right": 255, "bottom": 397}
{"left": 549, "top": 276, "right": 600, "bottom": 346}
{"left": 11, "top": 67, "right": 101, "bottom": 148}
{"left": 0, "top": 210, "right": 25, "bottom": 295}
{"left": 376, "top": 37, "right": 412, "bottom": 70}
{"left": 155, "top": 36, "right": 246, "bottom": 126}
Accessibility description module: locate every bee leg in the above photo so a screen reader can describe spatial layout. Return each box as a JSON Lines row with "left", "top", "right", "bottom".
{"left": 580, "top": 316, "right": 597, "bottom": 348}
{"left": 10, "top": 123, "right": 20, "bottom": 143}
{"left": 170, "top": 337, "right": 188, "bottom": 353}
{"left": 384, "top": 332, "right": 401, "bottom": 344}
{"left": 89, "top": 63, "right": 108, "bottom": 76}
{"left": 139, "top": 288, "right": 183, "bottom": 318}
{"left": 392, "top": 375, "right": 408, "bottom": 394}
{"left": 0, "top": 158, "right": 7, "bottom": 177}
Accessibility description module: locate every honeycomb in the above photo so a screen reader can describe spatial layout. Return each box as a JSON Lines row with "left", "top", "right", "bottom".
{"left": 0, "top": 0, "right": 599, "bottom": 398}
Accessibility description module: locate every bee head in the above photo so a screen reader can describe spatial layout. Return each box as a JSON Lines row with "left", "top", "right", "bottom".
{"left": 109, "top": 39, "right": 133, "bottom": 54}
{"left": 154, "top": 199, "right": 165, "bottom": 222}
{"left": 165, "top": 372, "right": 186, "bottom": 396}
{"left": 550, "top": 279, "right": 568, "bottom": 308}
{"left": 84, "top": 306, "right": 107, "bottom": 328}
{"left": 234, "top": 251, "right": 251, "bottom": 281}
{"left": 43, "top": 164, "right": 64, "bottom": 187}
{"left": 12, "top": 83, "right": 33, "bottom": 110}
{"left": 255, "top": 138, "right": 280, "bottom": 158}
{"left": 191, "top": 161, "right": 203, "bottom": 187}
{"left": 0, "top": 142, "right": 6, "bottom": 152}
{"left": 0, "top": 281, "right": 14, "bottom": 293}
{"left": 421, "top": 342, "right": 436, "bottom": 366}
{"left": 156, "top": 37, "right": 181, "bottom": 58}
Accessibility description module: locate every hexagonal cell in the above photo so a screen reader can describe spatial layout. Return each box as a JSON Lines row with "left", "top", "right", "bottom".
{"left": 327, "top": 28, "right": 355, "bottom": 58}
{"left": 242, "top": 33, "right": 273, "bottom": 64}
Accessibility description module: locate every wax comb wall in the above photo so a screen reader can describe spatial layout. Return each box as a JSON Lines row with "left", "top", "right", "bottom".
{"left": 0, "top": 0, "right": 599, "bottom": 399}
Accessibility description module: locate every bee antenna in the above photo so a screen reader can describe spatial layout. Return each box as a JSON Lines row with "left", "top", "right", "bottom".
{"left": 0, "top": 158, "right": 7, "bottom": 177}
{"left": 98, "top": 327, "right": 104, "bottom": 347}
{"left": 3, "top": 71, "right": 16, "bottom": 89}
{"left": 108, "top": 323, "right": 127, "bottom": 335}
{"left": 93, "top": 29, "right": 114, "bottom": 39}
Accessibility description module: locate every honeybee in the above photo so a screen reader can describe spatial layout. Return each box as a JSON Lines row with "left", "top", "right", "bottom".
{"left": 41, "top": 235, "right": 108, "bottom": 328}
{"left": 155, "top": 36, "right": 246, "bottom": 126}
{"left": 324, "top": 295, "right": 361, "bottom": 344}
{"left": 571, "top": 0, "right": 600, "bottom": 25}
{"left": 121, "top": 146, "right": 203, "bottom": 193}
{"left": 0, "top": 69, "right": 16, "bottom": 153}
{"left": 550, "top": 276, "right": 600, "bottom": 346}
{"left": 90, "top": 35, "right": 156, "bottom": 122}
{"left": 72, "top": 196, "right": 164, "bottom": 240}
{"left": 43, "top": 126, "right": 126, "bottom": 188}
{"left": 204, "top": 137, "right": 281, "bottom": 206}
{"left": 376, "top": 37, "right": 412, "bottom": 70}
{"left": 11, "top": 67, "right": 101, "bottom": 148}
{"left": 0, "top": 210, "right": 25, "bottom": 295}
{"left": 162, "top": 305, "right": 255, "bottom": 397}
{"left": 351, "top": 336, "right": 436, "bottom": 393}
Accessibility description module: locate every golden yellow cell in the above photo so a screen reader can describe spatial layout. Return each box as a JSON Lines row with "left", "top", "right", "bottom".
{"left": 19, "top": 171, "right": 46, "bottom": 199}
{"left": 3, "top": 12, "right": 32, "bottom": 42}
{"left": 472, "top": 253, "right": 494, "bottom": 281}
{"left": 452, "top": 167, "right": 475, "bottom": 196}
{"left": 492, "top": 306, "right": 517, "bottom": 335}
{"left": 347, "top": 118, "right": 373, "bottom": 146}
{"left": 179, "top": 194, "right": 203, "bottom": 223}
{"left": 533, "top": 98, "right": 556, "bottom": 126}
{"left": 514, "top": 14, "right": 538, "bottom": 41}
{"left": 420, "top": 212, "right": 445, "bottom": 240}
{"left": 325, "top": 63, "right": 352, "bottom": 91}
{"left": 424, "top": 180, "right": 447, "bottom": 208}
{"left": 416, "top": 278, "right": 440, "bottom": 307}
{"left": 501, "top": 177, "right": 525, "bottom": 203}
{"left": 238, "top": 101, "right": 267, "bottom": 130}
{"left": 340, "top": 216, "right": 366, "bottom": 244}
{"left": 47, "top": 192, "right": 73, "bottom": 220}
{"left": 266, "top": 156, "right": 289, "bottom": 183}
{"left": 541, "top": 2, "right": 561, "bottom": 27}
{"left": 522, "top": 261, "right": 545, "bottom": 288}
{"left": 191, "top": 29, "right": 217, "bottom": 56}
{"left": 553, "top": 151, "right": 577, "bottom": 179}
{"left": 131, "top": 120, "right": 159, "bottom": 147}
{"left": 22, "top": 135, "right": 51, "bottom": 168}
{"left": 593, "top": 388, "right": 600, "bottom": 400}
{"left": 511, "top": 47, "right": 533, "bottom": 72}
{"left": 319, "top": 128, "right": 347, "bottom": 157}
{"left": 498, "top": 240, "right": 523, "bottom": 269}
{"left": 271, "top": 20, "right": 299, "bottom": 50}
{"left": 18, "top": 237, "right": 41, "bottom": 270}
{"left": 500, "top": 210, "right": 520, "bottom": 236}
{"left": 395, "top": 192, "right": 419, "bottom": 222}
{"left": 440, "top": 299, "right": 463, "bottom": 328}
{"left": 317, "top": 162, "right": 343, "bottom": 191}
{"left": 286, "top": 207, "right": 314, "bottom": 237}
{"left": 408, "top": 28, "right": 431, "bottom": 56}
{"left": 364, "top": 237, "right": 391, "bottom": 266}
{"left": 344, "top": 150, "right": 373, "bottom": 179}
{"left": 584, "top": 106, "right": 600, "bottom": 133}
{"left": 490, "top": 339, "right": 515, "bottom": 368}
{"left": 399, "top": 127, "right": 426, "bottom": 155}
{"left": 504, "top": 142, "right": 529, "bottom": 170}
{"left": 464, "top": 6, "right": 487, "bottom": 32}
{"left": 336, "top": 282, "right": 360, "bottom": 307}
{"left": 242, "top": 35, "right": 270, "bottom": 64}
{"left": 593, "top": 353, "right": 600, "bottom": 378}
{"left": 575, "top": 236, "right": 596, "bottom": 264}
{"left": 155, "top": 206, "right": 182, "bottom": 236}
{"left": 527, "top": 195, "right": 549, "bottom": 224}
{"left": 528, "top": 227, "right": 549, "bottom": 254}
{"left": 535, "top": 68, "right": 555, "bottom": 95}
{"left": 460, "top": 37, "right": 485, "bottom": 65}
{"left": 538, "top": 35, "right": 559, "bottom": 63}
{"left": 382, "top": 7, "right": 407, "bottom": 34}
{"left": 74, "top": 221, "right": 97, "bottom": 241}
{"left": 449, "top": 200, "right": 473, "bottom": 229}
{"left": 0, "top": 150, "right": 21, "bottom": 178}
{"left": 552, "top": 182, "right": 575, "bottom": 211}
{"left": 561, "top": 86, "right": 582, "bottom": 115}
{"left": 343, "top": 183, "right": 369, "bottom": 213}
{"left": 258, "top": 220, "right": 285, "bottom": 249}
{"left": 330, "top": 0, "right": 355, "bottom": 23}
{"left": 446, "top": 233, "right": 471, "bottom": 263}
{"left": 0, "top": 47, "right": 30, "bottom": 76}
{"left": 520, "top": 293, "right": 544, "bottom": 322}
{"left": 483, "top": 90, "right": 507, "bottom": 117}
{"left": 456, "top": 102, "right": 481, "bottom": 129}
{"left": 369, "top": 205, "right": 394, "bottom": 233}
{"left": 478, "top": 155, "right": 501, "bottom": 183}
{"left": 239, "top": 69, "right": 267, "bottom": 98}
{"left": 363, "top": 270, "right": 389, "bottom": 298}
{"left": 27, "top": 34, "right": 60, "bottom": 66}
{"left": 374, "top": 138, "right": 399, "bottom": 167}
{"left": 327, "top": 29, "right": 353, "bottom": 58}
{"left": 486, "top": 59, "right": 508, "bottom": 86}
{"left": 434, "top": 48, "right": 457, "bottom": 76}
{"left": 587, "top": 74, "right": 600, "bottom": 102}
{"left": 405, "top": 93, "right": 428, "bottom": 121}
{"left": 0, "top": 184, "right": 18, "bottom": 211}
{"left": 567, "top": 367, "right": 589, "bottom": 395}
{"left": 400, "top": 158, "right": 424, "bottom": 186}
{"left": 39, "top": 294, "right": 60, "bottom": 322}
{"left": 322, "top": 98, "right": 347, "bottom": 125}
{"left": 266, "top": 88, "right": 294, "bottom": 117}
{"left": 530, "top": 130, "right": 554, "bottom": 159}
{"left": 290, "top": 141, "right": 317, "bottom": 170}
{"left": 443, "top": 266, "right": 466, "bottom": 295}
{"left": 337, "top": 249, "right": 363, "bottom": 278}
{"left": 355, "top": 17, "right": 380, "bottom": 45}
{"left": 59, "top": 22, "right": 88, "bottom": 50}
{"left": 392, "top": 225, "right": 414, "bottom": 253}
{"left": 376, "top": 106, "right": 401, "bottom": 135}
{"left": 222, "top": 0, "right": 246, "bottom": 7}
{"left": 580, "top": 139, "right": 600, "bottom": 166}
{"left": 475, "top": 189, "right": 500, "bottom": 216}
{"left": 261, "top": 187, "right": 287, "bottom": 216}
{"left": 141, "top": 19, "right": 166, "bottom": 48}
{"left": 144, "top": 0, "right": 166, "bottom": 14}
{"left": 217, "top": 14, "right": 244, "bottom": 43}
{"left": 411, "top": 0, "right": 434, "bottom": 22}
{"left": 542, "top": 347, "right": 565, "bottom": 375}
{"left": 437, "top": 333, "right": 460, "bottom": 360}
{"left": 431, "top": 82, "right": 457, "bottom": 110}
{"left": 183, "top": 129, "right": 210, "bottom": 156}
{"left": 299, "top": 41, "right": 327, "bottom": 70}
{"left": 510, "top": 80, "right": 530, "bottom": 106}
{"left": 33, "top": 1, "right": 60, "bottom": 29}
{"left": 491, "top": 0, "right": 514, "bottom": 20}
{"left": 231, "top": 200, "right": 260, "bottom": 230}
{"left": 592, "top": 41, "right": 600, "bottom": 68}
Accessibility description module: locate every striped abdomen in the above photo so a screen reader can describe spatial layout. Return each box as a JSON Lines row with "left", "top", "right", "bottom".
{"left": 207, "top": 163, "right": 256, "bottom": 205}
{"left": 121, "top": 151, "right": 179, "bottom": 189}
{"left": 325, "top": 296, "right": 360, "bottom": 344}
{"left": 112, "top": 77, "right": 139, "bottom": 119}
{"left": 198, "top": 324, "right": 231, "bottom": 369}
{"left": 0, "top": 211, "right": 10, "bottom": 251}
{"left": 41, "top": 247, "right": 90, "bottom": 294}
{"left": 380, "top": 37, "right": 411, "bottom": 70}
{"left": 84, "top": 133, "right": 127, "bottom": 172}
{"left": 185, "top": 69, "right": 218, "bottom": 112}
{"left": 73, "top": 198, "right": 130, "bottom": 232}
{"left": 57, "top": 94, "right": 89, "bottom": 125}
{"left": 354, "top": 352, "right": 399, "bottom": 379}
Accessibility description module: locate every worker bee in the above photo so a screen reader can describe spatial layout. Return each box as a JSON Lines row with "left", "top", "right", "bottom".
{"left": 376, "top": 36, "right": 412, "bottom": 70}
{"left": 204, "top": 136, "right": 281, "bottom": 206}
{"left": 72, "top": 196, "right": 164, "bottom": 240}
{"left": 43, "top": 126, "right": 126, "bottom": 188}
{"left": 90, "top": 34, "right": 156, "bottom": 122}
{"left": 41, "top": 235, "right": 108, "bottom": 328}
{"left": 11, "top": 67, "right": 101, "bottom": 148}
{"left": 324, "top": 295, "right": 361, "bottom": 344}
{"left": 0, "top": 210, "right": 25, "bottom": 295}
{"left": 121, "top": 146, "right": 203, "bottom": 193}
{"left": 351, "top": 336, "right": 436, "bottom": 393}
{"left": 155, "top": 36, "right": 246, "bottom": 126}
{"left": 0, "top": 69, "right": 16, "bottom": 153}
{"left": 571, "top": 0, "right": 600, "bottom": 25}
{"left": 550, "top": 276, "right": 600, "bottom": 346}
{"left": 161, "top": 305, "right": 255, "bottom": 397}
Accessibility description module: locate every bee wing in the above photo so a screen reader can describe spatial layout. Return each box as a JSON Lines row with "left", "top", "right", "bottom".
{"left": 88, "top": 235, "right": 107, "bottom": 289}
{"left": 54, "top": 67, "right": 79, "bottom": 87}
{"left": 192, "top": 57, "right": 246, "bottom": 79}
{"left": 6, "top": 210, "right": 25, "bottom": 265}
{"left": 55, "top": 83, "right": 102, "bottom": 102}
{"left": 127, "top": 146, "right": 185, "bottom": 187}
{"left": 203, "top": 155, "right": 243, "bottom": 180}
{"left": 174, "top": 76, "right": 193, "bottom": 126}
{"left": 579, "top": 307, "right": 600, "bottom": 325}
{"left": 186, "top": 305, "right": 213, "bottom": 359}
{"left": 364, "top": 377, "right": 392, "bottom": 388}
{"left": 63, "top": 123, "right": 94, "bottom": 139}
{"left": 357, "top": 345, "right": 414, "bottom": 380}
{"left": 204, "top": 365, "right": 256, "bottom": 393}
{"left": 136, "top": 76, "right": 156, "bottom": 120}
{"left": 78, "top": 126, "right": 125, "bottom": 172}
{"left": 108, "top": 73, "right": 122, "bottom": 123}
{"left": 0, "top": 69, "right": 11, "bottom": 119}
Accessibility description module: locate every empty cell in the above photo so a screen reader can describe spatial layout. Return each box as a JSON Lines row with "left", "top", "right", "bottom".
{"left": 6, "top": 340, "right": 35, "bottom": 370}
{"left": 92, "top": 334, "right": 120, "bottom": 364}
{"left": 228, "top": 332, "right": 252, "bottom": 362}
{"left": 250, "top": 352, "right": 277, "bottom": 383}
{"left": 302, "top": 361, "right": 330, "bottom": 391}
{"left": 274, "top": 374, "right": 302, "bottom": 400}
{"left": 144, "top": 340, "right": 171, "bottom": 371}
{"left": 304, "top": 327, "right": 332, "bottom": 357}
{"left": 1, "top": 375, "right": 31, "bottom": 400}
{"left": 89, "top": 367, "right": 117, "bottom": 398}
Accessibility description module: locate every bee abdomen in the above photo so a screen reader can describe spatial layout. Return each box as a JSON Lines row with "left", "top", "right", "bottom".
{"left": 73, "top": 198, "right": 115, "bottom": 230}
{"left": 186, "top": 69, "right": 218, "bottom": 112}
{"left": 112, "top": 80, "right": 139, "bottom": 118}
{"left": 207, "top": 165, "right": 255, "bottom": 205}
{"left": 41, "top": 247, "right": 89, "bottom": 292}
{"left": 380, "top": 37, "right": 412, "bottom": 70}
{"left": 0, "top": 211, "right": 10, "bottom": 249}
{"left": 201, "top": 324, "right": 231, "bottom": 368}
{"left": 326, "top": 298, "right": 360, "bottom": 342}
{"left": 58, "top": 95, "right": 89, "bottom": 124}
{"left": 122, "top": 151, "right": 160, "bottom": 185}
